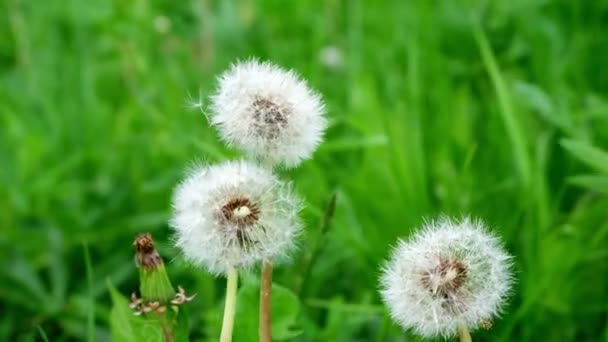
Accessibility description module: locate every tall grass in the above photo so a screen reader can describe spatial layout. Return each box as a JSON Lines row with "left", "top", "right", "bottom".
{"left": 1, "top": 0, "right": 607, "bottom": 340}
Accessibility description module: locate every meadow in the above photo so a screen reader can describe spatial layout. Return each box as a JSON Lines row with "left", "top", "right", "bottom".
{"left": 1, "top": 0, "right": 607, "bottom": 341}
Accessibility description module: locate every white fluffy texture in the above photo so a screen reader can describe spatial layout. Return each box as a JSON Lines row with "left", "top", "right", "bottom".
{"left": 380, "top": 217, "right": 513, "bottom": 338}
{"left": 170, "top": 160, "right": 302, "bottom": 276}
{"left": 209, "top": 59, "right": 327, "bottom": 167}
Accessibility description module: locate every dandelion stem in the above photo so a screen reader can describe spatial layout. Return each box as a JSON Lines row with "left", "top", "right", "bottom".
{"left": 458, "top": 322, "right": 472, "bottom": 342}
{"left": 220, "top": 268, "right": 238, "bottom": 342}
{"left": 159, "top": 315, "right": 174, "bottom": 342}
{"left": 259, "top": 261, "right": 273, "bottom": 342}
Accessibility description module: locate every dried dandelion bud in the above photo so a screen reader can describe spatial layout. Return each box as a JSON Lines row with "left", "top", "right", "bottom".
{"left": 131, "top": 233, "right": 195, "bottom": 316}
{"left": 134, "top": 233, "right": 175, "bottom": 304}
{"left": 209, "top": 59, "right": 327, "bottom": 167}
{"left": 170, "top": 160, "right": 302, "bottom": 276}
{"left": 380, "top": 217, "right": 513, "bottom": 338}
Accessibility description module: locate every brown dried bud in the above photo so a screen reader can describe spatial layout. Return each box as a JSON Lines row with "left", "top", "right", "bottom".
{"left": 134, "top": 233, "right": 163, "bottom": 270}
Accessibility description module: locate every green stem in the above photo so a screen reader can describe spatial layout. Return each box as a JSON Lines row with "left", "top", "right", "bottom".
{"left": 259, "top": 261, "right": 273, "bottom": 342}
{"left": 458, "top": 322, "right": 472, "bottom": 342}
{"left": 159, "top": 314, "right": 174, "bottom": 342}
{"left": 220, "top": 268, "right": 238, "bottom": 342}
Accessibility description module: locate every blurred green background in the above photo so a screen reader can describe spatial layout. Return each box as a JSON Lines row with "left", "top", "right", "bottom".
{"left": 1, "top": 0, "right": 608, "bottom": 341}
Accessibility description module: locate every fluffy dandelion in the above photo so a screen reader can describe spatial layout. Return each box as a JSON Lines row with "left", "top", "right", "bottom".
{"left": 209, "top": 59, "right": 327, "bottom": 167}
{"left": 170, "top": 159, "right": 302, "bottom": 275}
{"left": 170, "top": 160, "right": 301, "bottom": 342}
{"left": 380, "top": 217, "right": 513, "bottom": 340}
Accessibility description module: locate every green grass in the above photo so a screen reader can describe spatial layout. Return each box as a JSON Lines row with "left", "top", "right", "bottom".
{"left": 1, "top": 0, "right": 608, "bottom": 341}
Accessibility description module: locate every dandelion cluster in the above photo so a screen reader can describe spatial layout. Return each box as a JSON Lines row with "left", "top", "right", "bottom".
{"left": 165, "top": 56, "right": 515, "bottom": 342}
{"left": 170, "top": 160, "right": 302, "bottom": 276}
{"left": 380, "top": 217, "right": 513, "bottom": 338}
{"left": 168, "top": 59, "right": 328, "bottom": 342}
{"left": 171, "top": 59, "right": 327, "bottom": 277}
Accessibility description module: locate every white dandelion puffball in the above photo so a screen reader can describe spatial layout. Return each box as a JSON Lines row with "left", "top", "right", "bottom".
{"left": 380, "top": 217, "right": 513, "bottom": 338}
{"left": 209, "top": 59, "right": 327, "bottom": 167}
{"left": 170, "top": 160, "right": 302, "bottom": 276}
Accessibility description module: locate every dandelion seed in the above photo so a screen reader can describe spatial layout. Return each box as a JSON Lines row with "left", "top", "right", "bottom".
{"left": 379, "top": 217, "right": 513, "bottom": 338}
{"left": 209, "top": 59, "right": 327, "bottom": 167}
{"left": 186, "top": 89, "right": 207, "bottom": 117}
{"left": 170, "top": 160, "right": 302, "bottom": 276}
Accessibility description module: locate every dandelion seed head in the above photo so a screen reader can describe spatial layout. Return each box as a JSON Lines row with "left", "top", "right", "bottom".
{"left": 380, "top": 217, "right": 513, "bottom": 338}
{"left": 209, "top": 59, "right": 327, "bottom": 167}
{"left": 170, "top": 160, "right": 302, "bottom": 276}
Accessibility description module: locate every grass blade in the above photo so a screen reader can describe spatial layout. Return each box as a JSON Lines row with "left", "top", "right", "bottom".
{"left": 83, "top": 242, "right": 95, "bottom": 342}
{"left": 561, "top": 139, "right": 608, "bottom": 174}
{"left": 473, "top": 21, "right": 531, "bottom": 187}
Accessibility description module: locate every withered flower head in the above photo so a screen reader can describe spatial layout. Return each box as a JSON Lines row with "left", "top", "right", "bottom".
{"left": 134, "top": 233, "right": 163, "bottom": 270}
{"left": 131, "top": 233, "right": 195, "bottom": 316}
